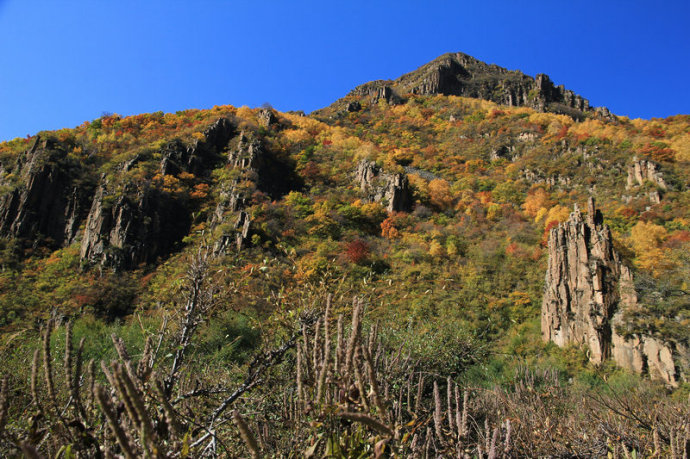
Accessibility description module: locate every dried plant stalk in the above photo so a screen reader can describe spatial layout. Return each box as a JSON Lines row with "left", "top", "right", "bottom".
{"left": 232, "top": 410, "right": 260, "bottom": 459}
{"left": 415, "top": 373, "right": 424, "bottom": 415}
{"left": 31, "top": 349, "right": 43, "bottom": 413}
{"left": 0, "top": 376, "right": 8, "bottom": 437}
{"left": 344, "top": 297, "right": 362, "bottom": 378}
{"left": 316, "top": 294, "right": 331, "bottom": 403}
{"left": 95, "top": 384, "right": 137, "bottom": 459}
{"left": 154, "top": 376, "right": 182, "bottom": 437}
{"left": 361, "top": 345, "right": 386, "bottom": 421}
{"left": 339, "top": 411, "right": 394, "bottom": 437}
{"left": 461, "top": 390, "right": 469, "bottom": 438}
{"left": 335, "top": 313, "right": 344, "bottom": 373}
{"left": 312, "top": 318, "right": 322, "bottom": 376}
{"left": 42, "top": 321, "right": 58, "bottom": 414}
{"left": 296, "top": 341, "right": 304, "bottom": 407}
{"left": 72, "top": 337, "right": 86, "bottom": 418}
{"left": 433, "top": 380, "right": 443, "bottom": 440}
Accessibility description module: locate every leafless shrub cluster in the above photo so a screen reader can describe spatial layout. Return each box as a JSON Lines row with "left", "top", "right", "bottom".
{"left": 0, "top": 253, "right": 688, "bottom": 457}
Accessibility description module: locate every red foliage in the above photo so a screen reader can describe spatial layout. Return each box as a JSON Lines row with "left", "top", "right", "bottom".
{"left": 345, "top": 239, "right": 370, "bottom": 264}
{"left": 619, "top": 207, "right": 638, "bottom": 218}
{"left": 639, "top": 142, "right": 675, "bottom": 162}
{"left": 663, "top": 230, "right": 690, "bottom": 249}
{"left": 542, "top": 220, "right": 560, "bottom": 246}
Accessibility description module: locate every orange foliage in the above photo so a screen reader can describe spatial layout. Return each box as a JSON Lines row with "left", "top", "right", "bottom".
{"left": 522, "top": 188, "right": 550, "bottom": 217}
{"left": 380, "top": 216, "right": 400, "bottom": 239}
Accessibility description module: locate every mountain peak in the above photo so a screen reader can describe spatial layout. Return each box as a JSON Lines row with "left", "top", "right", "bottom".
{"left": 329, "top": 52, "right": 611, "bottom": 119}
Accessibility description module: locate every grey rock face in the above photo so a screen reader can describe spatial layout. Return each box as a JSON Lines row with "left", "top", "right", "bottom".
{"left": 81, "top": 118, "right": 234, "bottom": 270}
{"left": 355, "top": 160, "right": 411, "bottom": 212}
{"left": 542, "top": 197, "right": 680, "bottom": 385}
{"left": 0, "top": 137, "right": 93, "bottom": 247}
{"left": 339, "top": 52, "right": 610, "bottom": 118}
{"left": 79, "top": 178, "right": 191, "bottom": 270}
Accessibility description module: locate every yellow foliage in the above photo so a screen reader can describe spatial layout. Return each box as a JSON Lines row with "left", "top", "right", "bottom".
{"left": 428, "top": 240, "right": 445, "bottom": 258}
{"left": 329, "top": 128, "right": 361, "bottom": 152}
{"left": 630, "top": 221, "right": 667, "bottom": 252}
{"left": 539, "top": 205, "right": 570, "bottom": 225}
{"left": 486, "top": 203, "right": 502, "bottom": 221}
{"left": 387, "top": 147, "right": 414, "bottom": 166}
{"left": 522, "top": 188, "right": 550, "bottom": 217}
{"left": 354, "top": 142, "right": 378, "bottom": 161}
{"left": 236, "top": 106, "right": 255, "bottom": 122}
{"left": 629, "top": 221, "right": 674, "bottom": 276}
{"left": 283, "top": 128, "right": 312, "bottom": 146}
{"left": 428, "top": 179, "right": 453, "bottom": 210}
{"left": 669, "top": 133, "right": 690, "bottom": 161}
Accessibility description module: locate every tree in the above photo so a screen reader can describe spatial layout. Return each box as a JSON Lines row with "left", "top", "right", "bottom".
{"left": 428, "top": 179, "right": 453, "bottom": 210}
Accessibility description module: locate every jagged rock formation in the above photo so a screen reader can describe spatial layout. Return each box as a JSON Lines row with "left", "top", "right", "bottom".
{"left": 542, "top": 198, "right": 680, "bottom": 385}
{"left": 626, "top": 157, "right": 667, "bottom": 190}
{"left": 81, "top": 118, "right": 235, "bottom": 269}
{"left": 0, "top": 136, "right": 93, "bottom": 246}
{"left": 257, "top": 108, "right": 278, "bottom": 128}
{"left": 212, "top": 131, "right": 264, "bottom": 254}
{"left": 160, "top": 117, "right": 234, "bottom": 177}
{"left": 329, "top": 52, "right": 609, "bottom": 118}
{"left": 350, "top": 82, "right": 403, "bottom": 105}
{"left": 355, "top": 160, "right": 411, "bottom": 212}
{"left": 79, "top": 179, "right": 190, "bottom": 269}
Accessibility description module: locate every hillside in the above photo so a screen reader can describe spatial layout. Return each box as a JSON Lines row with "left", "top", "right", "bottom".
{"left": 0, "top": 52, "right": 689, "bottom": 457}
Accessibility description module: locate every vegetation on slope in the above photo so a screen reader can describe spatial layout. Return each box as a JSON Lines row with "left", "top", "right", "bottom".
{"left": 0, "top": 85, "right": 688, "bottom": 455}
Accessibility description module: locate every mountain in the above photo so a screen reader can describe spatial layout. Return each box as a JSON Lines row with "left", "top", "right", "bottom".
{"left": 0, "top": 52, "right": 689, "bottom": 457}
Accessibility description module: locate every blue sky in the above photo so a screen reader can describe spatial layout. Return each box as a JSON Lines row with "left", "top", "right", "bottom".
{"left": 1, "top": 0, "right": 689, "bottom": 141}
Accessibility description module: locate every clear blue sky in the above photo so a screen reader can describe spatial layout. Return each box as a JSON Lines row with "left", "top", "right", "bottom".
{"left": 1, "top": 0, "right": 689, "bottom": 141}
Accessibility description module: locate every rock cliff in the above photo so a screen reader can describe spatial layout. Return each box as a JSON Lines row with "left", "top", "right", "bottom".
{"left": 79, "top": 178, "right": 190, "bottom": 269}
{"left": 0, "top": 136, "right": 93, "bottom": 247}
{"left": 81, "top": 118, "right": 235, "bottom": 269}
{"left": 542, "top": 197, "right": 680, "bottom": 385}
{"left": 355, "top": 160, "right": 411, "bottom": 212}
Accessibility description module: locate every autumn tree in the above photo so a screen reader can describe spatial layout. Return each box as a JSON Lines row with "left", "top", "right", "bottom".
{"left": 428, "top": 179, "right": 453, "bottom": 210}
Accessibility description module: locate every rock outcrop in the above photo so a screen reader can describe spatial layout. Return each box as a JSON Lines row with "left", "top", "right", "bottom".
{"left": 0, "top": 137, "right": 93, "bottom": 247}
{"left": 258, "top": 108, "right": 278, "bottom": 128}
{"left": 328, "top": 52, "right": 610, "bottom": 118}
{"left": 80, "top": 178, "right": 190, "bottom": 269}
{"left": 542, "top": 197, "right": 680, "bottom": 385}
{"left": 626, "top": 157, "right": 667, "bottom": 190}
{"left": 212, "top": 131, "right": 265, "bottom": 254}
{"left": 355, "top": 160, "right": 411, "bottom": 212}
{"left": 81, "top": 118, "right": 235, "bottom": 269}
{"left": 160, "top": 118, "right": 234, "bottom": 177}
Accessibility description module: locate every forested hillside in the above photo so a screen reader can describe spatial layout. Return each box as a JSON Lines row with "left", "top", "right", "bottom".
{"left": 0, "top": 53, "right": 688, "bottom": 457}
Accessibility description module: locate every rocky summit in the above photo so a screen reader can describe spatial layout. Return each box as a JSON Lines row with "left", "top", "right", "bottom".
{"left": 324, "top": 52, "right": 611, "bottom": 119}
